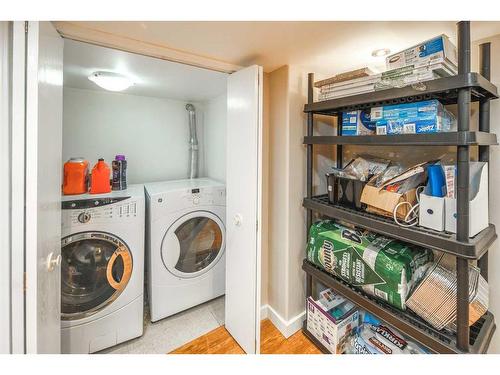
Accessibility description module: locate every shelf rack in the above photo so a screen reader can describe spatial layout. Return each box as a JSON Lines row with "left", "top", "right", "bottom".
{"left": 303, "top": 21, "right": 497, "bottom": 354}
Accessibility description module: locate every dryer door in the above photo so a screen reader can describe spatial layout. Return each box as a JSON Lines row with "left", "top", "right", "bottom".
{"left": 61, "top": 232, "right": 133, "bottom": 321}
{"left": 161, "top": 211, "right": 225, "bottom": 279}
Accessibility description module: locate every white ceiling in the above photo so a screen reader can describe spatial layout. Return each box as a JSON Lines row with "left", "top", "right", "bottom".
{"left": 63, "top": 21, "right": 500, "bottom": 74}
{"left": 63, "top": 39, "right": 228, "bottom": 100}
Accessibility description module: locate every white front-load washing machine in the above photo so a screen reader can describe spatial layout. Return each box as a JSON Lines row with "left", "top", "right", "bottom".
{"left": 145, "top": 178, "right": 226, "bottom": 322}
{"left": 60, "top": 184, "right": 145, "bottom": 353}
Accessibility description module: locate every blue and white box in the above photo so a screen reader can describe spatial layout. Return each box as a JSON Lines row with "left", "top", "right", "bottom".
{"left": 371, "top": 100, "right": 456, "bottom": 135}
{"left": 341, "top": 109, "right": 377, "bottom": 135}
{"left": 386, "top": 34, "right": 458, "bottom": 71}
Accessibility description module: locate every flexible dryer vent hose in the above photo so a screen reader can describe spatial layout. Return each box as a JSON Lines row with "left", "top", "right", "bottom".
{"left": 186, "top": 103, "right": 199, "bottom": 179}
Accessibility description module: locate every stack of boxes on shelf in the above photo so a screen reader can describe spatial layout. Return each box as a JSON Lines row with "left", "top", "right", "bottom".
{"left": 316, "top": 34, "right": 458, "bottom": 102}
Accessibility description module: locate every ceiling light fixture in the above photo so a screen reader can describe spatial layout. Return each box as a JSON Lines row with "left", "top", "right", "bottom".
{"left": 371, "top": 48, "right": 391, "bottom": 58}
{"left": 88, "top": 71, "right": 134, "bottom": 92}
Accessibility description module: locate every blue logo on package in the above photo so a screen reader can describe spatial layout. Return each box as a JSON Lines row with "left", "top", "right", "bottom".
{"left": 359, "top": 110, "right": 376, "bottom": 131}
{"left": 342, "top": 109, "right": 376, "bottom": 135}
{"left": 418, "top": 37, "right": 444, "bottom": 58}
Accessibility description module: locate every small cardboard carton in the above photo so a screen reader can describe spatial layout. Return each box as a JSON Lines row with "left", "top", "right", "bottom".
{"left": 361, "top": 185, "right": 417, "bottom": 219}
{"left": 360, "top": 161, "right": 428, "bottom": 219}
{"left": 307, "top": 297, "right": 359, "bottom": 354}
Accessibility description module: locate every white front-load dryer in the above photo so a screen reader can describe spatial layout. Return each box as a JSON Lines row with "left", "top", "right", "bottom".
{"left": 60, "top": 184, "right": 145, "bottom": 353}
{"left": 145, "top": 178, "right": 226, "bottom": 322}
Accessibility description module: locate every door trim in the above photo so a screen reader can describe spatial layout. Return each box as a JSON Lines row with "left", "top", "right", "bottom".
{"left": 10, "top": 21, "right": 26, "bottom": 354}
{"left": 52, "top": 21, "right": 242, "bottom": 74}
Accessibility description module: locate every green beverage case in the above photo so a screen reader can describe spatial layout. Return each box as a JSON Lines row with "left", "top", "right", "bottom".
{"left": 307, "top": 220, "right": 433, "bottom": 310}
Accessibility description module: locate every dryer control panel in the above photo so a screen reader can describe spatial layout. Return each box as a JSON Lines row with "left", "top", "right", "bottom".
{"left": 184, "top": 186, "right": 226, "bottom": 207}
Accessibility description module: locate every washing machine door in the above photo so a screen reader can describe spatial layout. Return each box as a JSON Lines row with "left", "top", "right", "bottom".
{"left": 60, "top": 232, "right": 133, "bottom": 321}
{"left": 161, "top": 210, "right": 225, "bottom": 279}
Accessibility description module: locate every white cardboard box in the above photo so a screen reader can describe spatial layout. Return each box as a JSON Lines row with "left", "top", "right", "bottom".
{"left": 386, "top": 34, "right": 458, "bottom": 71}
{"left": 419, "top": 193, "right": 446, "bottom": 232}
{"left": 306, "top": 297, "right": 359, "bottom": 354}
{"left": 444, "top": 162, "right": 489, "bottom": 237}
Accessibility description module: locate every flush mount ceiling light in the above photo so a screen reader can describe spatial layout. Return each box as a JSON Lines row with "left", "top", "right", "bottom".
{"left": 88, "top": 71, "right": 134, "bottom": 92}
{"left": 371, "top": 48, "right": 391, "bottom": 58}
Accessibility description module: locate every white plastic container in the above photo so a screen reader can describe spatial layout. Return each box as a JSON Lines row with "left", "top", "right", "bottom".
{"left": 444, "top": 162, "right": 489, "bottom": 237}
{"left": 419, "top": 193, "right": 446, "bottom": 232}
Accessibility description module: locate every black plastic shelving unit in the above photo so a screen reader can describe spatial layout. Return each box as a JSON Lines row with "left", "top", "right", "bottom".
{"left": 303, "top": 21, "right": 497, "bottom": 354}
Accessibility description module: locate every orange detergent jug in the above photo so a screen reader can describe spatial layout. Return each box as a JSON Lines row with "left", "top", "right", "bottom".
{"left": 63, "top": 158, "right": 89, "bottom": 195}
{"left": 90, "top": 158, "right": 111, "bottom": 194}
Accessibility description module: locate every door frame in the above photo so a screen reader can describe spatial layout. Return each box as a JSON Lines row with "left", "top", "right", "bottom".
{"left": 8, "top": 21, "right": 28, "bottom": 354}
{"left": 11, "top": 24, "right": 265, "bottom": 353}
{"left": 0, "top": 21, "right": 13, "bottom": 354}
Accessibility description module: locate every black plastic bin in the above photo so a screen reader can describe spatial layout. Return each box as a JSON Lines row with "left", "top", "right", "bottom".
{"left": 326, "top": 173, "right": 367, "bottom": 211}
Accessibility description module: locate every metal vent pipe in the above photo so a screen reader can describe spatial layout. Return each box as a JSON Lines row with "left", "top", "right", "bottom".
{"left": 185, "top": 103, "right": 199, "bottom": 179}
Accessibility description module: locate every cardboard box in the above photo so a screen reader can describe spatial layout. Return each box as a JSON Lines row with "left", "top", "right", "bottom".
{"left": 444, "top": 162, "right": 489, "bottom": 237}
{"left": 307, "top": 297, "right": 359, "bottom": 354}
{"left": 341, "top": 109, "right": 377, "bottom": 135}
{"left": 386, "top": 34, "right": 458, "bottom": 71}
{"left": 371, "top": 100, "right": 455, "bottom": 135}
{"left": 361, "top": 184, "right": 417, "bottom": 219}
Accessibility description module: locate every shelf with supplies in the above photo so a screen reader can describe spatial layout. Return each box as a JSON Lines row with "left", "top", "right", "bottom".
{"left": 304, "top": 72, "right": 498, "bottom": 116}
{"left": 302, "top": 260, "right": 496, "bottom": 354}
{"left": 303, "top": 194, "right": 497, "bottom": 260}
{"left": 303, "top": 131, "right": 498, "bottom": 146}
{"left": 303, "top": 22, "right": 498, "bottom": 353}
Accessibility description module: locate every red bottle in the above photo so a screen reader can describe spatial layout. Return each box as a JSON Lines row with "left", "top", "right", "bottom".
{"left": 90, "top": 158, "right": 111, "bottom": 194}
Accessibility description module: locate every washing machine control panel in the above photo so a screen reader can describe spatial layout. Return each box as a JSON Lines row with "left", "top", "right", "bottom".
{"left": 62, "top": 197, "right": 140, "bottom": 226}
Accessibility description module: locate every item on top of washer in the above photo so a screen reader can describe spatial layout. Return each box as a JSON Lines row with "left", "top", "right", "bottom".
{"left": 90, "top": 158, "right": 111, "bottom": 194}
{"left": 63, "top": 157, "right": 89, "bottom": 195}
{"left": 307, "top": 220, "right": 433, "bottom": 310}
{"left": 345, "top": 313, "right": 428, "bottom": 354}
{"left": 112, "top": 154, "right": 128, "bottom": 191}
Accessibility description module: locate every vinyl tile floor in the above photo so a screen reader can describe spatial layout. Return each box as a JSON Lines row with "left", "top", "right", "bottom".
{"left": 99, "top": 296, "right": 225, "bottom": 354}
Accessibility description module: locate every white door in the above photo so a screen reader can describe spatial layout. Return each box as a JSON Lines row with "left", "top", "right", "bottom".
{"left": 225, "top": 65, "right": 263, "bottom": 354}
{"left": 24, "top": 21, "right": 64, "bottom": 354}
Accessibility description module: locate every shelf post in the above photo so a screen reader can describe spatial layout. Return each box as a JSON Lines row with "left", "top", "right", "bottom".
{"left": 456, "top": 20, "right": 471, "bottom": 352}
{"left": 478, "top": 42, "right": 491, "bottom": 281}
{"left": 306, "top": 73, "right": 314, "bottom": 300}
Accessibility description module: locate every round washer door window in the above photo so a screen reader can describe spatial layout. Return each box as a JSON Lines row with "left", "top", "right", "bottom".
{"left": 61, "top": 232, "right": 133, "bottom": 321}
{"left": 161, "top": 211, "right": 225, "bottom": 279}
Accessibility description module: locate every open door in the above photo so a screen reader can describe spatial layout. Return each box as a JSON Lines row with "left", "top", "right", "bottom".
{"left": 225, "top": 65, "right": 263, "bottom": 354}
{"left": 24, "top": 21, "right": 64, "bottom": 354}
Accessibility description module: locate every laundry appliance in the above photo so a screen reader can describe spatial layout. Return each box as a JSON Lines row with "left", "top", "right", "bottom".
{"left": 60, "top": 185, "right": 145, "bottom": 353}
{"left": 145, "top": 178, "right": 226, "bottom": 322}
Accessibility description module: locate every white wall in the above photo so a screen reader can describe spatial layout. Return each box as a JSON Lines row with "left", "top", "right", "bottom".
{"left": 473, "top": 34, "right": 500, "bottom": 354}
{"left": 203, "top": 93, "right": 227, "bottom": 182}
{"left": 63, "top": 87, "right": 206, "bottom": 184}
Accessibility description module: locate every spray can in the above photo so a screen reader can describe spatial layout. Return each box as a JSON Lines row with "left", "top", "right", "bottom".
{"left": 112, "top": 155, "right": 127, "bottom": 191}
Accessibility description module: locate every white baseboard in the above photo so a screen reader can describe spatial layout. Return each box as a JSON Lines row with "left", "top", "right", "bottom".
{"left": 260, "top": 304, "right": 305, "bottom": 339}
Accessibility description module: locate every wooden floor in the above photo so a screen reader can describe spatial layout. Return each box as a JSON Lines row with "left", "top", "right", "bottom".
{"left": 170, "top": 319, "right": 322, "bottom": 354}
